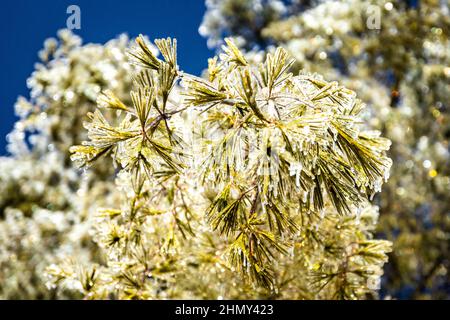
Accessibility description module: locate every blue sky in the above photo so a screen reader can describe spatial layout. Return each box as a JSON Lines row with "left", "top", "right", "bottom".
{"left": 0, "top": 0, "right": 213, "bottom": 155}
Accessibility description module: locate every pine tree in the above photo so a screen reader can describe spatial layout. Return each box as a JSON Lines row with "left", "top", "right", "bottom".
{"left": 44, "top": 35, "right": 392, "bottom": 299}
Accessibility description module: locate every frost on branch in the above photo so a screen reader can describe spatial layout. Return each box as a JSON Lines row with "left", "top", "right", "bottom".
{"left": 48, "top": 35, "right": 392, "bottom": 299}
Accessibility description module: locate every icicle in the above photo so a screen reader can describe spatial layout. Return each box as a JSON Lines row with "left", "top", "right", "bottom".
{"left": 383, "top": 169, "right": 390, "bottom": 182}
{"left": 289, "top": 161, "right": 303, "bottom": 188}
{"left": 373, "top": 178, "right": 382, "bottom": 193}
{"left": 301, "top": 191, "right": 308, "bottom": 203}
{"left": 320, "top": 208, "right": 325, "bottom": 219}
{"left": 287, "top": 245, "right": 295, "bottom": 258}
